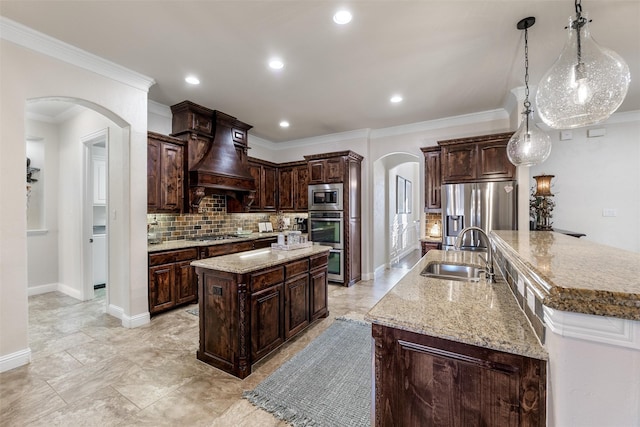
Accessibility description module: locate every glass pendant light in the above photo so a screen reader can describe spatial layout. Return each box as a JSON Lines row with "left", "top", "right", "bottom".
{"left": 536, "top": 0, "right": 630, "bottom": 129}
{"left": 507, "top": 17, "right": 552, "bottom": 167}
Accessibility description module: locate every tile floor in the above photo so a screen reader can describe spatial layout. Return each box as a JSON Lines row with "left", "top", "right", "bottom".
{"left": 0, "top": 254, "right": 418, "bottom": 426}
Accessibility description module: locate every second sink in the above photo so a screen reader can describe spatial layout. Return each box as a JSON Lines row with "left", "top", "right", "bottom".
{"left": 421, "top": 262, "right": 482, "bottom": 282}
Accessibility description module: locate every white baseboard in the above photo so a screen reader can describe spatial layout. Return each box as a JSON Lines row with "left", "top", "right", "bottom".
{"left": 27, "top": 282, "right": 59, "bottom": 296}
{"left": 108, "top": 303, "right": 149, "bottom": 328}
{"left": 0, "top": 347, "right": 31, "bottom": 373}
{"left": 122, "top": 311, "right": 150, "bottom": 328}
{"left": 57, "top": 283, "right": 83, "bottom": 300}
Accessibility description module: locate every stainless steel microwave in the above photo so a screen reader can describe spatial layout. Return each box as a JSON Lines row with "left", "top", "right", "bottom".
{"left": 308, "top": 183, "right": 343, "bottom": 211}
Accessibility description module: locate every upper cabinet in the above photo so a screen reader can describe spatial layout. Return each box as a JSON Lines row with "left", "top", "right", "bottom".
{"left": 278, "top": 161, "right": 309, "bottom": 212}
{"left": 439, "top": 132, "right": 515, "bottom": 184}
{"left": 420, "top": 146, "right": 442, "bottom": 212}
{"left": 147, "top": 132, "right": 185, "bottom": 214}
{"left": 93, "top": 156, "right": 107, "bottom": 205}
{"left": 307, "top": 157, "right": 344, "bottom": 184}
{"left": 229, "top": 158, "right": 277, "bottom": 213}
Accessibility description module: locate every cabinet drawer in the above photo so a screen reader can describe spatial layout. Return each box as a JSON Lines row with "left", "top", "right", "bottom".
{"left": 286, "top": 259, "right": 309, "bottom": 278}
{"left": 149, "top": 248, "right": 198, "bottom": 266}
{"left": 310, "top": 253, "right": 329, "bottom": 270}
{"left": 251, "top": 266, "right": 285, "bottom": 293}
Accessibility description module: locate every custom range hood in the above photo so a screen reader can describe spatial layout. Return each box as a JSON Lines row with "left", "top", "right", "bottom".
{"left": 170, "top": 101, "right": 256, "bottom": 212}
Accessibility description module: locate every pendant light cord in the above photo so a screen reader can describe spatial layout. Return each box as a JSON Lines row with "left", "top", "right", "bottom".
{"left": 523, "top": 25, "right": 531, "bottom": 113}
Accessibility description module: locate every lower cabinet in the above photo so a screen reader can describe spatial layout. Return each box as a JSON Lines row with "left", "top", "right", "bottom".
{"left": 148, "top": 248, "right": 198, "bottom": 315}
{"left": 148, "top": 237, "right": 280, "bottom": 316}
{"left": 372, "top": 324, "right": 546, "bottom": 427}
{"left": 196, "top": 251, "right": 329, "bottom": 378}
{"left": 421, "top": 240, "right": 441, "bottom": 257}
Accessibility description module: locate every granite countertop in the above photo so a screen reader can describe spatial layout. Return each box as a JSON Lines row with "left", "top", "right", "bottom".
{"left": 191, "top": 244, "right": 332, "bottom": 274}
{"left": 147, "top": 232, "right": 286, "bottom": 253}
{"left": 365, "top": 249, "right": 547, "bottom": 360}
{"left": 492, "top": 230, "right": 640, "bottom": 320}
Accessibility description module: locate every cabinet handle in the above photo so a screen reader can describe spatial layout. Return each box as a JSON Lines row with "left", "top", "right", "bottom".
{"left": 89, "top": 238, "right": 94, "bottom": 243}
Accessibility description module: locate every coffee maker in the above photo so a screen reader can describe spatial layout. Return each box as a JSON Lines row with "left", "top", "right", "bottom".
{"left": 294, "top": 217, "right": 308, "bottom": 232}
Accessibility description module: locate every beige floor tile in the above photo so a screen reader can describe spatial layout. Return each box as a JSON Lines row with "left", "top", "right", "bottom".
{"left": 0, "top": 255, "right": 416, "bottom": 426}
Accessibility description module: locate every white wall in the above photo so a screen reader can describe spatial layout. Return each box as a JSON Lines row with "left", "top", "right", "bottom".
{"left": 530, "top": 114, "right": 640, "bottom": 252}
{"left": 26, "top": 119, "right": 60, "bottom": 291}
{"left": 0, "top": 38, "right": 151, "bottom": 372}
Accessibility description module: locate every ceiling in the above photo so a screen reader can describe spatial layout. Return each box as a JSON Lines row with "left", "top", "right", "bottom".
{"left": 3, "top": 1, "right": 639, "bottom": 143}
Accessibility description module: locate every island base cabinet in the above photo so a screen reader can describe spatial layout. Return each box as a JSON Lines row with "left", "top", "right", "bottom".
{"left": 372, "top": 324, "right": 546, "bottom": 427}
{"left": 195, "top": 251, "right": 330, "bottom": 379}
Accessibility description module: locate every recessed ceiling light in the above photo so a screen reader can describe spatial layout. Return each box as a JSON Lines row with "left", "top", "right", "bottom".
{"left": 279, "top": 121, "right": 290, "bottom": 128}
{"left": 269, "top": 59, "right": 284, "bottom": 70}
{"left": 390, "top": 95, "right": 403, "bottom": 103}
{"left": 185, "top": 75, "right": 200, "bottom": 85}
{"left": 333, "top": 10, "right": 352, "bottom": 25}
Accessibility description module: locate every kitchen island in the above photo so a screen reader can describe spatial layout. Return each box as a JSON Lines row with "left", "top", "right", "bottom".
{"left": 366, "top": 249, "right": 547, "bottom": 426}
{"left": 367, "top": 231, "right": 640, "bottom": 426}
{"left": 191, "top": 244, "right": 332, "bottom": 378}
{"left": 491, "top": 230, "right": 640, "bottom": 427}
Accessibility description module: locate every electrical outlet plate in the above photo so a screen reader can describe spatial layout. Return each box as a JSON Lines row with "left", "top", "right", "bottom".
{"left": 602, "top": 209, "right": 617, "bottom": 217}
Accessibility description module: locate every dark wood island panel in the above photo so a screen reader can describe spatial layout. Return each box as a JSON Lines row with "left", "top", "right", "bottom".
{"left": 194, "top": 250, "right": 329, "bottom": 378}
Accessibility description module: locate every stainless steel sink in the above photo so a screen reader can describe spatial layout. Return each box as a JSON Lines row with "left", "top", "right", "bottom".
{"left": 420, "top": 262, "right": 482, "bottom": 282}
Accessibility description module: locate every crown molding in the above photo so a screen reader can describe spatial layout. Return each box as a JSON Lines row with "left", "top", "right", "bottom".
{"left": 254, "top": 128, "right": 371, "bottom": 151}
{"left": 370, "top": 109, "right": 509, "bottom": 139}
{"left": 0, "top": 17, "right": 155, "bottom": 92}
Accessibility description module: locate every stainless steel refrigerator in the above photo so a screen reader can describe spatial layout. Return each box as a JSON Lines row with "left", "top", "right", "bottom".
{"left": 441, "top": 181, "right": 517, "bottom": 250}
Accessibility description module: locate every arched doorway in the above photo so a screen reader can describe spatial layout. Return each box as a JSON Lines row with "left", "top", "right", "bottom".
{"left": 25, "top": 97, "right": 129, "bottom": 321}
{"left": 372, "top": 152, "right": 421, "bottom": 274}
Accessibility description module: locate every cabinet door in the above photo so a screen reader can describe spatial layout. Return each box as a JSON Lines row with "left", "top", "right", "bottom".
{"left": 294, "top": 164, "right": 309, "bottom": 211}
{"left": 442, "top": 143, "right": 477, "bottom": 183}
{"left": 93, "top": 158, "right": 107, "bottom": 205}
{"left": 175, "top": 260, "right": 197, "bottom": 305}
{"left": 309, "top": 267, "right": 328, "bottom": 320}
{"left": 424, "top": 150, "right": 441, "bottom": 211}
{"left": 247, "top": 162, "right": 263, "bottom": 211}
{"left": 325, "top": 158, "right": 344, "bottom": 182}
{"left": 148, "top": 264, "right": 175, "bottom": 314}
{"left": 262, "top": 166, "right": 277, "bottom": 211}
{"left": 277, "top": 167, "right": 295, "bottom": 211}
{"left": 160, "top": 142, "right": 184, "bottom": 212}
{"left": 478, "top": 141, "right": 515, "bottom": 181}
{"left": 251, "top": 284, "right": 285, "bottom": 361}
{"left": 308, "top": 160, "right": 324, "bottom": 184}
{"left": 147, "top": 139, "right": 161, "bottom": 211}
{"left": 373, "top": 325, "right": 545, "bottom": 427}
{"left": 285, "top": 274, "right": 309, "bottom": 339}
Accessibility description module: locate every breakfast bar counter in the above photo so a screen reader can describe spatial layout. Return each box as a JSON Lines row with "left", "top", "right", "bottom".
{"left": 366, "top": 249, "right": 547, "bottom": 360}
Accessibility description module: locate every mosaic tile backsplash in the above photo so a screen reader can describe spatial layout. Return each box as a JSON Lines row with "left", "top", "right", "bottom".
{"left": 147, "top": 195, "right": 307, "bottom": 242}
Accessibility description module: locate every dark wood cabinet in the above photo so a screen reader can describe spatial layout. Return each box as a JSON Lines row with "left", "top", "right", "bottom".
{"left": 147, "top": 132, "right": 185, "bottom": 213}
{"left": 304, "top": 151, "right": 363, "bottom": 287}
{"left": 309, "top": 253, "right": 329, "bottom": 320}
{"left": 149, "top": 238, "right": 276, "bottom": 316}
{"left": 251, "top": 283, "right": 285, "bottom": 361}
{"left": 421, "top": 146, "right": 442, "bottom": 212}
{"left": 294, "top": 163, "right": 309, "bottom": 211}
{"left": 196, "top": 250, "right": 330, "bottom": 378}
{"left": 235, "top": 158, "right": 278, "bottom": 213}
{"left": 307, "top": 158, "right": 344, "bottom": 184}
{"left": 148, "top": 248, "right": 198, "bottom": 315}
{"left": 277, "top": 166, "right": 295, "bottom": 211}
{"left": 372, "top": 323, "right": 546, "bottom": 427}
{"left": 439, "top": 132, "right": 515, "bottom": 184}
{"left": 420, "top": 240, "right": 441, "bottom": 257}
{"left": 284, "top": 273, "right": 310, "bottom": 339}
{"left": 277, "top": 161, "right": 309, "bottom": 212}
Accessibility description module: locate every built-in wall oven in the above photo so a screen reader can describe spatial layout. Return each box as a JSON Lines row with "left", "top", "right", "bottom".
{"left": 309, "top": 211, "right": 344, "bottom": 283}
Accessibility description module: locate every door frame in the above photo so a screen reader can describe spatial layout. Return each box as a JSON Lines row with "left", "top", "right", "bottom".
{"left": 81, "top": 128, "right": 109, "bottom": 303}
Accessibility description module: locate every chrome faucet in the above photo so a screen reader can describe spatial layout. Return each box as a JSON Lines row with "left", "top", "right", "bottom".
{"left": 454, "top": 226, "right": 495, "bottom": 283}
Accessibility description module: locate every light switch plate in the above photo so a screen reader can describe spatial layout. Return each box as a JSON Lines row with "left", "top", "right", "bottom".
{"left": 602, "top": 208, "right": 618, "bottom": 217}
